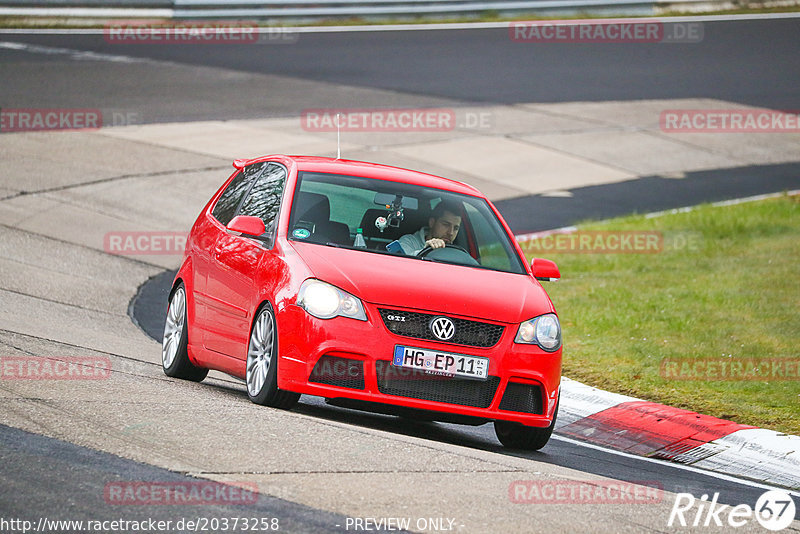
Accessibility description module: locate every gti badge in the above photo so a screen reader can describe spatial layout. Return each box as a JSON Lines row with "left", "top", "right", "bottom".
{"left": 429, "top": 316, "right": 455, "bottom": 341}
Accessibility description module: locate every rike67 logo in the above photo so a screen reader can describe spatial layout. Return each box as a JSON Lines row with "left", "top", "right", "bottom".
{"left": 669, "top": 490, "right": 796, "bottom": 531}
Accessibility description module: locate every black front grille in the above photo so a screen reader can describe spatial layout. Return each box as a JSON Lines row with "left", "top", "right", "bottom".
{"left": 309, "top": 355, "right": 365, "bottom": 390}
{"left": 375, "top": 361, "right": 500, "bottom": 408}
{"left": 498, "top": 382, "right": 543, "bottom": 414}
{"left": 378, "top": 309, "right": 504, "bottom": 348}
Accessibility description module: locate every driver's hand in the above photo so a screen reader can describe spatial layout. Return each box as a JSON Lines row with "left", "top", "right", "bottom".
{"left": 425, "top": 238, "right": 446, "bottom": 249}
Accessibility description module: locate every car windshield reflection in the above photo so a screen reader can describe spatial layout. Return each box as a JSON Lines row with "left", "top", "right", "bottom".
{"left": 286, "top": 172, "right": 526, "bottom": 275}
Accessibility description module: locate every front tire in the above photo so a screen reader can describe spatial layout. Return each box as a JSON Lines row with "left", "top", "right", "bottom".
{"left": 494, "top": 400, "right": 558, "bottom": 451}
{"left": 246, "top": 302, "right": 299, "bottom": 409}
{"left": 162, "top": 284, "right": 208, "bottom": 382}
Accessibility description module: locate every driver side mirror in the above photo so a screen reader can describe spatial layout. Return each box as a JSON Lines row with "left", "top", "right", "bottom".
{"left": 531, "top": 258, "right": 560, "bottom": 281}
{"left": 227, "top": 216, "right": 266, "bottom": 237}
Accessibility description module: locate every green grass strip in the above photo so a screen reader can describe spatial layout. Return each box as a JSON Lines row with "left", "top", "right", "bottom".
{"left": 522, "top": 193, "right": 800, "bottom": 435}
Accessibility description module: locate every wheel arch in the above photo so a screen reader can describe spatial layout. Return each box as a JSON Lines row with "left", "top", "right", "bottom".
{"left": 250, "top": 298, "right": 278, "bottom": 342}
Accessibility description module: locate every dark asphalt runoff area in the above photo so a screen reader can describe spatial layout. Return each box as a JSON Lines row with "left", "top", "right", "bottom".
{"left": 1, "top": 18, "right": 798, "bottom": 123}
{"left": 496, "top": 162, "right": 800, "bottom": 234}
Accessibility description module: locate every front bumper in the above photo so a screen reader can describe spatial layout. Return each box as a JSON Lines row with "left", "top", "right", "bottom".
{"left": 276, "top": 302, "right": 561, "bottom": 427}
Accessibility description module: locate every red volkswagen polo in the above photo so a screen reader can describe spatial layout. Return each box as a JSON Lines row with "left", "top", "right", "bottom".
{"left": 162, "top": 155, "right": 562, "bottom": 449}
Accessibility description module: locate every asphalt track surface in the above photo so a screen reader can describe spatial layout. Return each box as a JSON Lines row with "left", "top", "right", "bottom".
{"left": 129, "top": 273, "right": 798, "bottom": 515}
{"left": 0, "top": 425, "right": 354, "bottom": 533}
{"left": 3, "top": 17, "right": 800, "bottom": 531}
{"left": 1, "top": 18, "right": 799, "bottom": 124}
{"left": 127, "top": 266, "right": 800, "bottom": 533}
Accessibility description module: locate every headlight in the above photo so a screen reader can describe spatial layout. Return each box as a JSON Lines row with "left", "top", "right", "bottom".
{"left": 515, "top": 313, "right": 561, "bottom": 351}
{"left": 297, "top": 279, "right": 367, "bottom": 321}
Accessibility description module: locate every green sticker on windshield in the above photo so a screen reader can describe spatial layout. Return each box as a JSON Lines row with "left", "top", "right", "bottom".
{"left": 292, "top": 228, "right": 311, "bottom": 239}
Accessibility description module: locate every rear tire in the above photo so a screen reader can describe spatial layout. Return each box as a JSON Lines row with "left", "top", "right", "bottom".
{"left": 246, "top": 302, "right": 299, "bottom": 409}
{"left": 162, "top": 284, "right": 208, "bottom": 382}
{"left": 494, "top": 399, "right": 558, "bottom": 451}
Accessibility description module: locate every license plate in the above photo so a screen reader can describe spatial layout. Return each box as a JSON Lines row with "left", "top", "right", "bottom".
{"left": 392, "top": 345, "right": 489, "bottom": 380}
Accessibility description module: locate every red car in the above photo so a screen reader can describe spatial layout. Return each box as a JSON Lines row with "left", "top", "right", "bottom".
{"left": 162, "top": 155, "right": 563, "bottom": 449}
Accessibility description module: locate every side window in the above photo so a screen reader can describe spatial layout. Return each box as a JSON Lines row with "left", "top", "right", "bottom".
{"left": 465, "top": 203, "right": 512, "bottom": 271}
{"left": 238, "top": 163, "right": 287, "bottom": 245}
{"left": 211, "top": 163, "right": 266, "bottom": 226}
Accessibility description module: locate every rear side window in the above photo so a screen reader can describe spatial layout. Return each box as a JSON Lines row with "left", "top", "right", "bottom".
{"left": 211, "top": 163, "right": 266, "bottom": 226}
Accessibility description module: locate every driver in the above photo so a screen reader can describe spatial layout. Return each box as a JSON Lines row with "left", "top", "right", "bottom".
{"left": 397, "top": 200, "right": 461, "bottom": 255}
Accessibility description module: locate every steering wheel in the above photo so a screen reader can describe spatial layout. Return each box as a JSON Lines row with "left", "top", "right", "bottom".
{"left": 416, "top": 243, "right": 478, "bottom": 265}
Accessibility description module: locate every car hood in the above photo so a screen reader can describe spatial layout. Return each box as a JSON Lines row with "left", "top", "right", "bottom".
{"left": 290, "top": 242, "right": 555, "bottom": 324}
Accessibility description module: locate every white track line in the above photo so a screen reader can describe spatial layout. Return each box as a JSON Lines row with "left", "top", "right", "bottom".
{"left": 0, "top": 12, "right": 799, "bottom": 34}
{"left": 552, "top": 435, "right": 800, "bottom": 497}
{"left": 0, "top": 40, "right": 143, "bottom": 62}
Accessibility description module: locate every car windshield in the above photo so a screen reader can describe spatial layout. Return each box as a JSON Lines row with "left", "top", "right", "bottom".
{"left": 287, "top": 171, "right": 526, "bottom": 275}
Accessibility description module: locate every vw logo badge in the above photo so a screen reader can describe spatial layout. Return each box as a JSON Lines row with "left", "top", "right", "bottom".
{"left": 429, "top": 316, "right": 455, "bottom": 341}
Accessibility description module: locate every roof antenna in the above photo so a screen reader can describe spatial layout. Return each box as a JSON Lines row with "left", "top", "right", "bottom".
{"left": 336, "top": 113, "right": 341, "bottom": 160}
